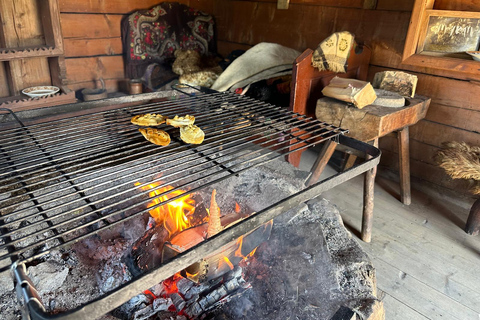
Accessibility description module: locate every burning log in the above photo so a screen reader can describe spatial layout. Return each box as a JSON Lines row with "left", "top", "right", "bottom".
{"left": 163, "top": 218, "right": 273, "bottom": 283}
{"left": 126, "top": 223, "right": 170, "bottom": 277}
{"left": 125, "top": 192, "right": 207, "bottom": 276}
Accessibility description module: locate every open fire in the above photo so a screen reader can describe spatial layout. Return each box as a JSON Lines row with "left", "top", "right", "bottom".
{"left": 125, "top": 181, "right": 272, "bottom": 319}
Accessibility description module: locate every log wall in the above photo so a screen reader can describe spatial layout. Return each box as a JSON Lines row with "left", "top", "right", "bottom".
{"left": 58, "top": 0, "right": 480, "bottom": 194}
{"left": 58, "top": 0, "right": 215, "bottom": 92}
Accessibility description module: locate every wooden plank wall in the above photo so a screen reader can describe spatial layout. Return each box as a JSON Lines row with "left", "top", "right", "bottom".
{"left": 58, "top": 0, "right": 215, "bottom": 92}
{"left": 58, "top": 0, "right": 480, "bottom": 194}
{"left": 207, "top": 0, "right": 480, "bottom": 195}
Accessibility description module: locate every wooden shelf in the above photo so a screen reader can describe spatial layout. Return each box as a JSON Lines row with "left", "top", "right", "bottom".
{"left": 0, "top": 46, "right": 63, "bottom": 61}
{"left": 0, "top": 90, "right": 76, "bottom": 112}
{"left": 0, "top": 0, "right": 75, "bottom": 109}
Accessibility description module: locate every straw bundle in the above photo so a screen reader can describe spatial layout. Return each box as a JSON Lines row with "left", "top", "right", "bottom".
{"left": 435, "top": 141, "right": 480, "bottom": 195}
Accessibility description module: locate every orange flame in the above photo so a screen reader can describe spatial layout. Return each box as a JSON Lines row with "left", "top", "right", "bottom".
{"left": 223, "top": 256, "right": 234, "bottom": 270}
{"left": 234, "top": 235, "right": 259, "bottom": 261}
{"left": 235, "top": 202, "right": 241, "bottom": 213}
{"left": 136, "top": 181, "right": 195, "bottom": 236}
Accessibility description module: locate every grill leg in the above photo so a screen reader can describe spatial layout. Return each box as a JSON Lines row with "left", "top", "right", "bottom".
{"left": 305, "top": 140, "right": 338, "bottom": 187}
{"left": 361, "top": 138, "right": 378, "bottom": 243}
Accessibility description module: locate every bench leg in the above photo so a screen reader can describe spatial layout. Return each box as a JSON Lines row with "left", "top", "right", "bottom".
{"left": 465, "top": 198, "right": 480, "bottom": 236}
{"left": 398, "top": 127, "right": 411, "bottom": 205}
{"left": 362, "top": 138, "right": 378, "bottom": 243}
{"left": 305, "top": 140, "right": 338, "bottom": 187}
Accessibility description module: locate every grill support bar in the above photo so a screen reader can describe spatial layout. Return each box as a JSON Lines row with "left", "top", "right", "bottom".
{"left": 16, "top": 135, "right": 381, "bottom": 320}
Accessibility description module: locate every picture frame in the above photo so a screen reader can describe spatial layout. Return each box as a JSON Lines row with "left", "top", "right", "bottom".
{"left": 418, "top": 10, "right": 480, "bottom": 55}
{"left": 402, "top": 0, "right": 480, "bottom": 81}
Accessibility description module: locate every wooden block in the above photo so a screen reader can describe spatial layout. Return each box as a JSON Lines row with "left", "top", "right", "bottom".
{"left": 372, "top": 71, "right": 418, "bottom": 98}
{"left": 322, "top": 77, "right": 377, "bottom": 109}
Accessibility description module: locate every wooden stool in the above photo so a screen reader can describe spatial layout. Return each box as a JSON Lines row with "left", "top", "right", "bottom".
{"left": 314, "top": 99, "right": 431, "bottom": 242}
{"left": 287, "top": 48, "right": 431, "bottom": 242}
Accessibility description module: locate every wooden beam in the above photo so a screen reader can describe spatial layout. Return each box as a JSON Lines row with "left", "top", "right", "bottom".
{"left": 60, "top": 14, "right": 123, "bottom": 39}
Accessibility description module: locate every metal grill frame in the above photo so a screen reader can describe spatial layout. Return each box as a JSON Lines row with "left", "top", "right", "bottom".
{"left": 0, "top": 88, "right": 380, "bottom": 320}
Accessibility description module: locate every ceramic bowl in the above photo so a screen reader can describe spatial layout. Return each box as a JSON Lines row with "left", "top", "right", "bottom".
{"left": 466, "top": 51, "right": 480, "bottom": 61}
{"left": 22, "top": 86, "right": 60, "bottom": 98}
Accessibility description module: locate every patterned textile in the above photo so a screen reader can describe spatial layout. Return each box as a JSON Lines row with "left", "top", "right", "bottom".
{"left": 312, "top": 31, "right": 354, "bottom": 73}
{"left": 122, "top": 2, "right": 216, "bottom": 79}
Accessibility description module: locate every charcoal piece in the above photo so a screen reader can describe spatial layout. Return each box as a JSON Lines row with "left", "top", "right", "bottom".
{"left": 184, "top": 282, "right": 211, "bottom": 300}
{"left": 156, "top": 311, "right": 178, "bottom": 320}
{"left": 149, "top": 283, "right": 165, "bottom": 297}
{"left": 177, "top": 277, "right": 195, "bottom": 296}
{"left": 153, "top": 297, "right": 172, "bottom": 312}
{"left": 133, "top": 305, "right": 155, "bottom": 320}
{"left": 125, "top": 224, "right": 169, "bottom": 277}
{"left": 185, "top": 302, "right": 203, "bottom": 318}
{"left": 224, "top": 278, "right": 239, "bottom": 293}
{"left": 170, "top": 292, "right": 186, "bottom": 311}
{"left": 112, "top": 295, "right": 149, "bottom": 319}
{"left": 204, "top": 285, "right": 228, "bottom": 307}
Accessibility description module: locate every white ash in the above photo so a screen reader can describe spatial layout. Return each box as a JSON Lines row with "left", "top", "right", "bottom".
{"left": 27, "top": 261, "right": 69, "bottom": 295}
{"left": 0, "top": 270, "right": 14, "bottom": 296}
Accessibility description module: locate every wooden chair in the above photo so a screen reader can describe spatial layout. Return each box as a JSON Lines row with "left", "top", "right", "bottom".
{"left": 288, "top": 45, "right": 431, "bottom": 242}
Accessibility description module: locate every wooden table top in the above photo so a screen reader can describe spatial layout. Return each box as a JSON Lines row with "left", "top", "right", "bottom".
{"left": 315, "top": 95, "right": 431, "bottom": 142}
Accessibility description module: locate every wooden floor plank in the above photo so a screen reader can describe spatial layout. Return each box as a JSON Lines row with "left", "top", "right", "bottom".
{"left": 363, "top": 233, "right": 480, "bottom": 312}
{"left": 372, "top": 256, "right": 479, "bottom": 320}
{"left": 380, "top": 292, "right": 429, "bottom": 320}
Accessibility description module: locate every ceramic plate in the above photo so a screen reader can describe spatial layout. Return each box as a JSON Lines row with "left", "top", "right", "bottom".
{"left": 22, "top": 86, "right": 60, "bottom": 98}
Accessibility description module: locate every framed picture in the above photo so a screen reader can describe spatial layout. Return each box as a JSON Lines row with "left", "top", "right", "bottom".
{"left": 418, "top": 10, "right": 480, "bottom": 54}
{"left": 402, "top": 0, "right": 480, "bottom": 81}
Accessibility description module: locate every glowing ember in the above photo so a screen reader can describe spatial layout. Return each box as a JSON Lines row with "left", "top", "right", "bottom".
{"left": 143, "top": 289, "right": 157, "bottom": 300}
{"left": 135, "top": 181, "right": 195, "bottom": 236}
{"left": 163, "top": 273, "right": 182, "bottom": 295}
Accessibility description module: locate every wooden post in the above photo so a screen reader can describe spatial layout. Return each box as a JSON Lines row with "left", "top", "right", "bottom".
{"left": 305, "top": 140, "right": 338, "bottom": 187}
{"left": 361, "top": 138, "right": 378, "bottom": 243}
{"left": 397, "top": 127, "right": 411, "bottom": 205}
{"left": 465, "top": 198, "right": 480, "bottom": 236}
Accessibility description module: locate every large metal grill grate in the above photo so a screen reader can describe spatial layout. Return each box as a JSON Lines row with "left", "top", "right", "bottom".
{"left": 0, "top": 89, "right": 349, "bottom": 273}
